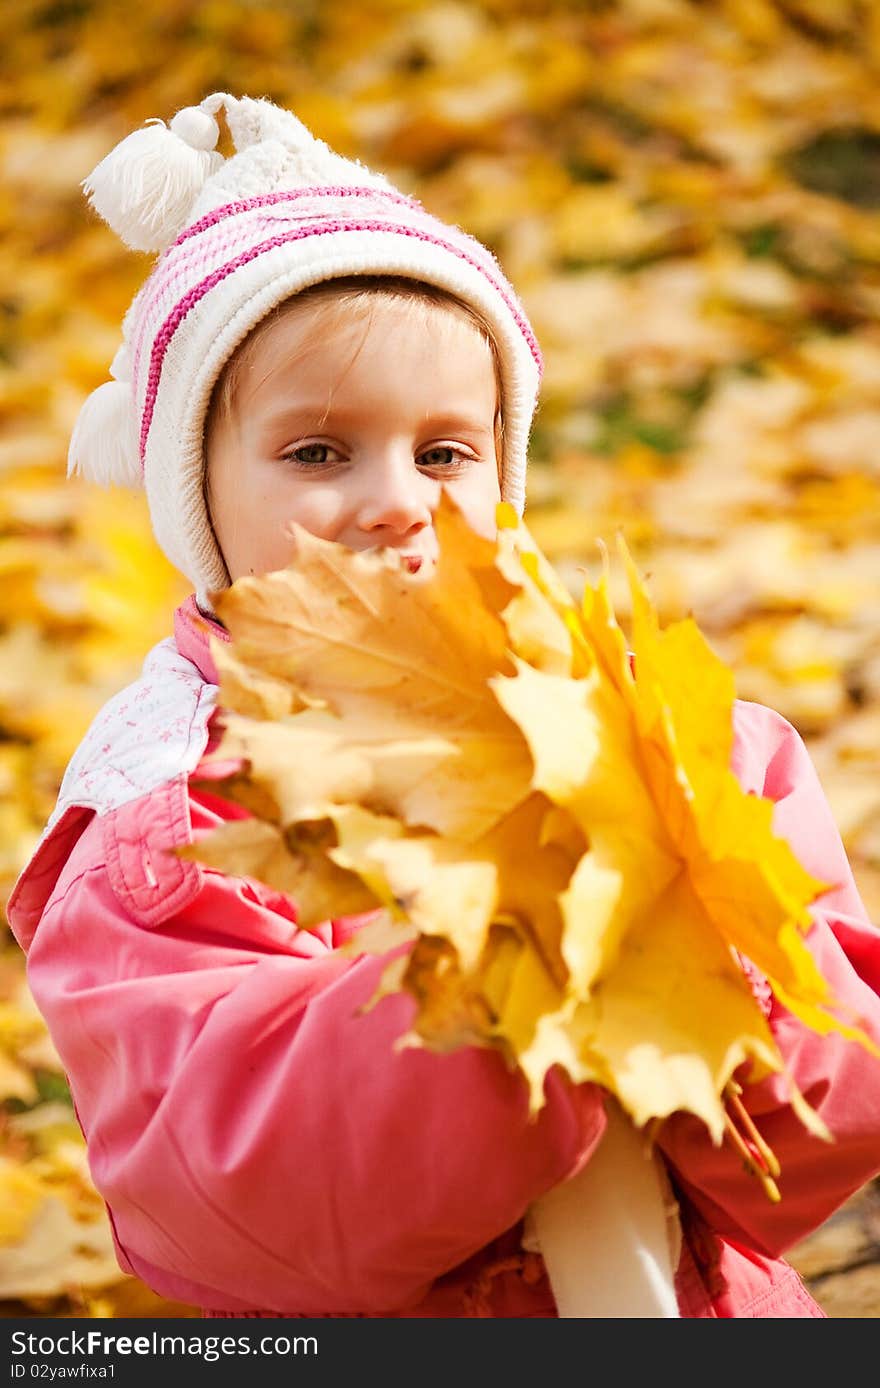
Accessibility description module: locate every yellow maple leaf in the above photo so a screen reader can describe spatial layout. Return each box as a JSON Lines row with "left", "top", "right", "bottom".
{"left": 192, "top": 494, "right": 877, "bottom": 1183}
{"left": 210, "top": 516, "right": 532, "bottom": 842}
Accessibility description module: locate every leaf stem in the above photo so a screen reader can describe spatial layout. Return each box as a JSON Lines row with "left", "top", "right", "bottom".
{"left": 723, "top": 1081, "right": 781, "bottom": 1202}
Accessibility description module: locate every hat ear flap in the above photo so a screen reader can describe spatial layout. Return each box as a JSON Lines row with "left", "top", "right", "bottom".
{"left": 67, "top": 379, "right": 142, "bottom": 489}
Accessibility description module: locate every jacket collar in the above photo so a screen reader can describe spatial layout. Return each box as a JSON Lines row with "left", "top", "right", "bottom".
{"left": 173, "top": 593, "right": 230, "bottom": 686}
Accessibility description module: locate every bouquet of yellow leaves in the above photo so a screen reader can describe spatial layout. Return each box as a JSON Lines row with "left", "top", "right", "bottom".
{"left": 183, "top": 495, "right": 877, "bottom": 1204}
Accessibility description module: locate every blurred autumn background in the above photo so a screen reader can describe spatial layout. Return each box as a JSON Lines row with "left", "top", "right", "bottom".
{"left": 2, "top": 0, "right": 879, "bottom": 1318}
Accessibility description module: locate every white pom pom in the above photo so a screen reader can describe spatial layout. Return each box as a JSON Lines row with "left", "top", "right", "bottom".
{"left": 81, "top": 108, "right": 223, "bottom": 252}
{"left": 67, "top": 380, "right": 143, "bottom": 489}
{"left": 169, "top": 106, "right": 220, "bottom": 151}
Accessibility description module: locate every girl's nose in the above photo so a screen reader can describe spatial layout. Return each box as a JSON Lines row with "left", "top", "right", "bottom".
{"left": 355, "top": 452, "right": 434, "bottom": 537}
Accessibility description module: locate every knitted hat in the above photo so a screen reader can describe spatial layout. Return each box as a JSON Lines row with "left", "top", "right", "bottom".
{"left": 68, "top": 92, "right": 543, "bottom": 600}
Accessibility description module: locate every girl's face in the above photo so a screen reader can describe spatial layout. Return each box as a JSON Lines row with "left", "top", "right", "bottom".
{"left": 205, "top": 294, "right": 502, "bottom": 583}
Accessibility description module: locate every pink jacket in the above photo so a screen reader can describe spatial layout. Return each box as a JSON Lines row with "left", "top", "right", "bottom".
{"left": 8, "top": 596, "right": 880, "bottom": 1318}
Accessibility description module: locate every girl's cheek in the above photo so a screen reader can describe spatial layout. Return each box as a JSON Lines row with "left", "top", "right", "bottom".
{"left": 456, "top": 479, "right": 502, "bottom": 541}
{"left": 279, "top": 492, "right": 343, "bottom": 545}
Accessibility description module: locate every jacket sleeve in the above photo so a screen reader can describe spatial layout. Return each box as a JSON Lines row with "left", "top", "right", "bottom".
{"left": 23, "top": 794, "right": 606, "bottom": 1315}
{"left": 657, "top": 702, "right": 880, "bottom": 1257}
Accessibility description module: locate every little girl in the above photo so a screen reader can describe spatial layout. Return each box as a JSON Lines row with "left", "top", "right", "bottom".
{"left": 8, "top": 93, "right": 880, "bottom": 1319}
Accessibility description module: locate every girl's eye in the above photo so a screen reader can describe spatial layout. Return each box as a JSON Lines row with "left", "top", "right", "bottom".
{"left": 284, "top": 443, "right": 336, "bottom": 466}
{"left": 417, "top": 446, "right": 466, "bottom": 468}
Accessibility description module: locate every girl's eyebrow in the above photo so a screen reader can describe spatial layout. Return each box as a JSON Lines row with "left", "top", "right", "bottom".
{"left": 257, "top": 402, "right": 333, "bottom": 428}
{"left": 418, "top": 414, "right": 497, "bottom": 436}
{"left": 255, "top": 405, "right": 497, "bottom": 436}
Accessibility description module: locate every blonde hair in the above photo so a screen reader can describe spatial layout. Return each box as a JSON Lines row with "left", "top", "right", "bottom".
{"left": 205, "top": 274, "right": 504, "bottom": 465}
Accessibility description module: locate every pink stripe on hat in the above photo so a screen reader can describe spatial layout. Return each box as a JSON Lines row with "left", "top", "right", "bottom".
{"left": 132, "top": 186, "right": 507, "bottom": 387}
{"left": 171, "top": 184, "right": 421, "bottom": 247}
{"left": 138, "top": 217, "right": 543, "bottom": 463}
{"left": 132, "top": 189, "right": 424, "bottom": 382}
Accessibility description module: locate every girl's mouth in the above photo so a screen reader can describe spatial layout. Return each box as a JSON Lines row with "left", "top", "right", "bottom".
{"left": 402, "top": 555, "right": 423, "bottom": 573}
